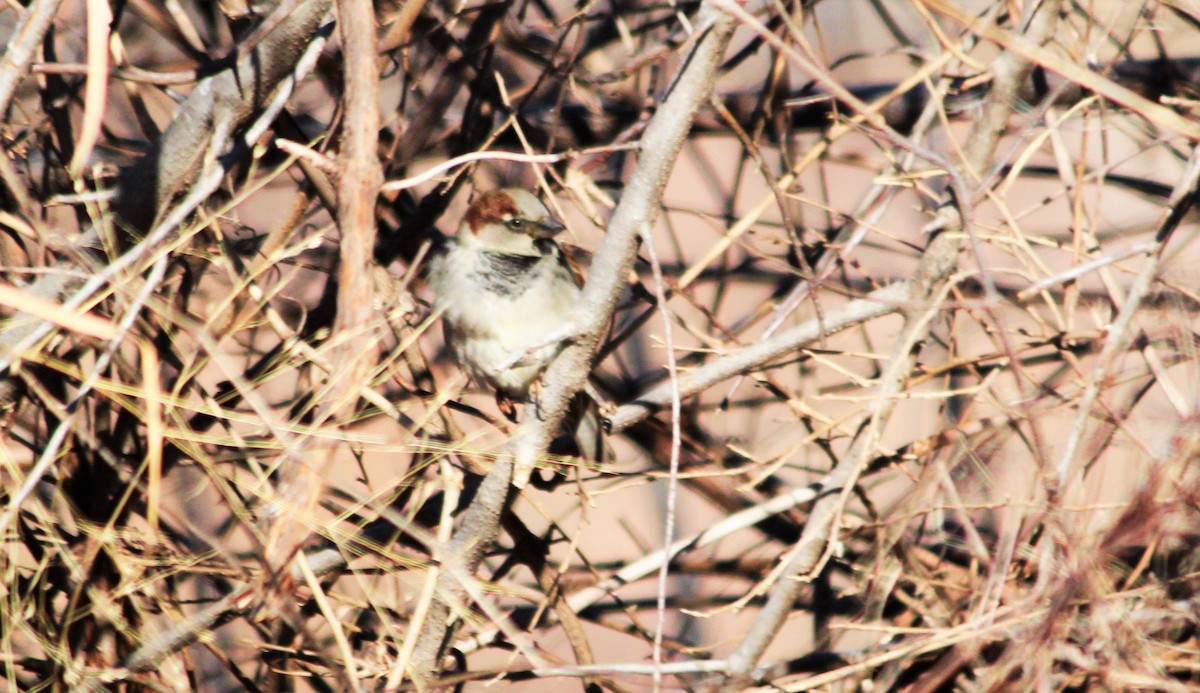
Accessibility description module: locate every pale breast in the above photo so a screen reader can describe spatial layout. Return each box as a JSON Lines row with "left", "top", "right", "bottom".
{"left": 430, "top": 243, "right": 581, "bottom": 397}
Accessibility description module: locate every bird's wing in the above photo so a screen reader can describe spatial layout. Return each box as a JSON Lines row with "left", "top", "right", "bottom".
{"left": 558, "top": 243, "right": 591, "bottom": 288}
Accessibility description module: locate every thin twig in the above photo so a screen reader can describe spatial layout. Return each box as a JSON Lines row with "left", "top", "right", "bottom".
{"left": 640, "top": 220, "right": 683, "bottom": 688}
{"left": 716, "top": 0, "right": 1067, "bottom": 684}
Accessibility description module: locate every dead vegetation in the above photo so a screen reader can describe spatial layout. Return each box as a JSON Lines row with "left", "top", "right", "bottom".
{"left": 1, "top": 0, "right": 1199, "bottom": 690}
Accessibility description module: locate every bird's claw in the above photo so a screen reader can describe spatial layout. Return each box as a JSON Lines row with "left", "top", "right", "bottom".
{"left": 497, "top": 393, "right": 518, "bottom": 422}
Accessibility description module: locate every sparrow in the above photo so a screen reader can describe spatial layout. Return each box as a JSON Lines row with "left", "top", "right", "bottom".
{"left": 426, "top": 188, "right": 608, "bottom": 465}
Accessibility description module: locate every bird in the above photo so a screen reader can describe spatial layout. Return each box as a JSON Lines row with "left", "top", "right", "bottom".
{"left": 426, "top": 187, "right": 608, "bottom": 466}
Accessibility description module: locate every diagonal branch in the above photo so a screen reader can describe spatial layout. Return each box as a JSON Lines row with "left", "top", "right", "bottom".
{"left": 509, "top": 3, "right": 738, "bottom": 489}
{"left": 607, "top": 281, "right": 912, "bottom": 432}
{"left": 405, "top": 1, "right": 738, "bottom": 683}
{"left": 0, "top": 0, "right": 64, "bottom": 114}
{"left": 715, "top": 0, "right": 1067, "bottom": 685}
{"left": 0, "top": 0, "right": 334, "bottom": 407}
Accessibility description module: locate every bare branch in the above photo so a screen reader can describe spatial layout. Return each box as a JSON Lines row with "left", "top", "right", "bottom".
{"left": 608, "top": 281, "right": 912, "bottom": 432}
{"left": 718, "top": 0, "right": 1068, "bottom": 684}
{"left": 407, "top": 1, "right": 739, "bottom": 682}
{"left": 0, "top": 0, "right": 64, "bottom": 114}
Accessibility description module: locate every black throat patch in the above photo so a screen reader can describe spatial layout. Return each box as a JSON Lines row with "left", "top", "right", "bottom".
{"left": 476, "top": 250, "right": 545, "bottom": 297}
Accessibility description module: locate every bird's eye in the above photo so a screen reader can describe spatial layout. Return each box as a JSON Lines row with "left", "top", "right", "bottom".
{"left": 507, "top": 218, "right": 524, "bottom": 230}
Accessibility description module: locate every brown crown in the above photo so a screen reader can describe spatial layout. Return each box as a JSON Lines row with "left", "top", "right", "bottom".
{"left": 463, "top": 190, "right": 520, "bottom": 233}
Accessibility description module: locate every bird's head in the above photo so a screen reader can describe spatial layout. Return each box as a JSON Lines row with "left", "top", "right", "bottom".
{"left": 458, "top": 188, "right": 565, "bottom": 255}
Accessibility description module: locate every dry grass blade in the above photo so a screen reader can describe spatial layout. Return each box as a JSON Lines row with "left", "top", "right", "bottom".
{"left": 2, "top": 0, "right": 1199, "bottom": 689}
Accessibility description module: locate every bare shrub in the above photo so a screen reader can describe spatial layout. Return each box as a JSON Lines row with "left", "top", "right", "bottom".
{"left": 0, "top": 0, "right": 1198, "bottom": 690}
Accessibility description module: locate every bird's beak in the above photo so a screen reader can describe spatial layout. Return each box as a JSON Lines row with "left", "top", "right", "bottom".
{"left": 534, "top": 218, "right": 566, "bottom": 239}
